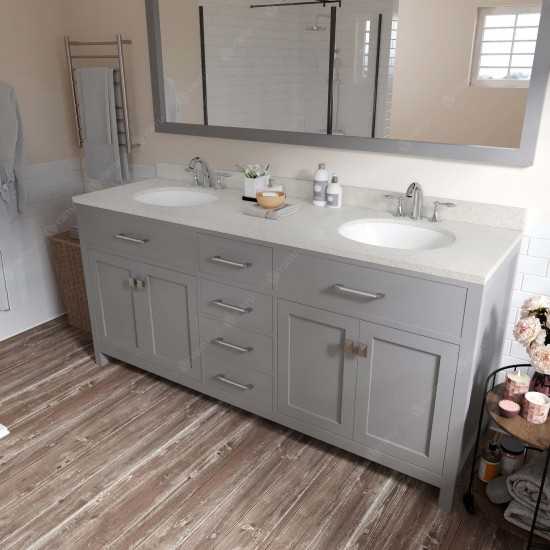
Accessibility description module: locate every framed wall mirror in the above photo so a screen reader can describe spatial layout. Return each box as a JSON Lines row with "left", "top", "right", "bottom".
{"left": 145, "top": 0, "right": 550, "bottom": 166}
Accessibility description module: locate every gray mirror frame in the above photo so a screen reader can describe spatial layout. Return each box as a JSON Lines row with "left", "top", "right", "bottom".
{"left": 145, "top": 0, "right": 550, "bottom": 167}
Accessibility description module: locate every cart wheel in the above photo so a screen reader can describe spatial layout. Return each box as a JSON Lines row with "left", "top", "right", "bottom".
{"left": 463, "top": 491, "right": 475, "bottom": 514}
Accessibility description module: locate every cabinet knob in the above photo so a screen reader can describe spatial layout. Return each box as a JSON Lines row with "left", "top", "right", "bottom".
{"left": 343, "top": 339, "right": 368, "bottom": 358}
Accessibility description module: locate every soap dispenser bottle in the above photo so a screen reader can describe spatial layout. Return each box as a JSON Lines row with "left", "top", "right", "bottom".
{"left": 326, "top": 175, "right": 343, "bottom": 209}
{"left": 313, "top": 163, "right": 329, "bottom": 207}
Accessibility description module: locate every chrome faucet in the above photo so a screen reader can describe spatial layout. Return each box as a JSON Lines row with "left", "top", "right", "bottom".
{"left": 187, "top": 156, "right": 221, "bottom": 188}
{"left": 406, "top": 182, "right": 424, "bottom": 220}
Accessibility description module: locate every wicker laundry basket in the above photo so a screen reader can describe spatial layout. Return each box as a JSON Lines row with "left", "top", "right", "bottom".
{"left": 49, "top": 231, "right": 91, "bottom": 333}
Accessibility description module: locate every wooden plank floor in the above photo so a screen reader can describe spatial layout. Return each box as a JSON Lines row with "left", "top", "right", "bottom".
{"left": 0, "top": 318, "right": 526, "bottom": 549}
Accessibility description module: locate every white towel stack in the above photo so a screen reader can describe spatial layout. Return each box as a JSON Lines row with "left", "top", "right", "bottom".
{"left": 505, "top": 461, "right": 550, "bottom": 540}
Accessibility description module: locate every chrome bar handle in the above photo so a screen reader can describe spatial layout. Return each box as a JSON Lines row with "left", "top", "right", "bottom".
{"left": 212, "top": 338, "right": 253, "bottom": 353}
{"left": 115, "top": 234, "right": 149, "bottom": 245}
{"left": 214, "top": 375, "right": 254, "bottom": 391}
{"left": 212, "top": 300, "right": 253, "bottom": 315}
{"left": 333, "top": 284, "right": 385, "bottom": 301}
{"left": 210, "top": 256, "right": 252, "bottom": 269}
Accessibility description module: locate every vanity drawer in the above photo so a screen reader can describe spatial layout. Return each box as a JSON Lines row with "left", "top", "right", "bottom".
{"left": 203, "top": 360, "right": 273, "bottom": 415}
{"left": 199, "top": 316, "right": 273, "bottom": 375}
{"left": 276, "top": 251, "right": 467, "bottom": 339}
{"left": 199, "top": 279, "right": 273, "bottom": 336}
{"left": 77, "top": 205, "right": 197, "bottom": 274}
{"left": 198, "top": 234, "right": 273, "bottom": 290}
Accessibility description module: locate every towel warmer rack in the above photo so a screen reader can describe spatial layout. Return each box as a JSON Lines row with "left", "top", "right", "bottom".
{"left": 64, "top": 35, "right": 136, "bottom": 153}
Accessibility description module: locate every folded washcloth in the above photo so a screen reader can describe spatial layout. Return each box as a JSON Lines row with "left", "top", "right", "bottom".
{"left": 507, "top": 461, "right": 550, "bottom": 514}
{"left": 242, "top": 202, "right": 300, "bottom": 220}
{"left": 504, "top": 500, "right": 550, "bottom": 540}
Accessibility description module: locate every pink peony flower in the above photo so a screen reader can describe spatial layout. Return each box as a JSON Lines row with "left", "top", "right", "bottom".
{"left": 530, "top": 344, "right": 550, "bottom": 375}
{"left": 520, "top": 296, "right": 550, "bottom": 318}
{"left": 514, "top": 316, "right": 544, "bottom": 346}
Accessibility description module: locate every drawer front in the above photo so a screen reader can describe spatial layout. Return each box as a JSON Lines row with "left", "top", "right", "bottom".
{"left": 77, "top": 205, "right": 197, "bottom": 274}
{"left": 203, "top": 360, "right": 273, "bottom": 415}
{"left": 199, "top": 316, "right": 273, "bottom": 375}
{"left": 198, "top": 234, "right": 273, "bottom": 290}
{"left": 276, "top": 251, "right": 467, "bottom": 339}
{"left": 199, "top": 279, "right": 273, "bottom": 336}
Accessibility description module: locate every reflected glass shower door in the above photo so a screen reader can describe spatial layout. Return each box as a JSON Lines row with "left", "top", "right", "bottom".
{"left": 202, "top": 1, "right": 331, "bottom": 134}
{"left": 332, "top": 0, "right": 398, "bottom": 138}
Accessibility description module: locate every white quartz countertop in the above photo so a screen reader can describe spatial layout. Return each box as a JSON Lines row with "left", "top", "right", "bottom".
{"left": 73, "top": 179, "right": 522, "bottom": 286}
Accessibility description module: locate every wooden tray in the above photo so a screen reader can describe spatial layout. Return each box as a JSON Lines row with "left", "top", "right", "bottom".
{"left": 487, "top": 384, "right": 550, "bottom": 450}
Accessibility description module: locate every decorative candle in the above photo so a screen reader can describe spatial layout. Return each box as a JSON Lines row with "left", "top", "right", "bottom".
{"left": 504, "top": 372, "right": 531, "bottom": 402}
{"left": 522, "top": 391, "right": 550, "bottom": 425}
{"left": 498, "top": 399, "right": 521, "bottom": 418}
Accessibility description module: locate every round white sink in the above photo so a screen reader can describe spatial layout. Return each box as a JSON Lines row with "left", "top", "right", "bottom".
{"left": 339, "top": 219, "right": 455, "bottom": 251}
{"left": 134, "top": 187, "right": 218, "bottom": 207}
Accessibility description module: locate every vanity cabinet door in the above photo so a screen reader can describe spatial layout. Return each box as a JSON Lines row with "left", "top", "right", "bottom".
{"left": 277, "top": 300, "right": 358, "bottom": 438}
{"left": 354, "top": 322, "right": 459, "bottom": 474}
{"left": 135, "top": 264, "right": 201, "bottom": 383}
{"left": 87, "top": 251, "right": 142, "bottom": 356}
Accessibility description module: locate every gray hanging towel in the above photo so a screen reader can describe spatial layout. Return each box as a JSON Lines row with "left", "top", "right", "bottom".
{"left": 75, "top": 67, "right": 125, "bottom": 185}
{"left": 0, "top": 82, "right": 23, "bottom": 218}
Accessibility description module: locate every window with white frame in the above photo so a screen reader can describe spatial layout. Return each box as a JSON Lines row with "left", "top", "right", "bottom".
{"left": 362, "top": 19, "right": 372, "bottom": 76}
{"left": 471, "top": 6, "right": 541, "bottom": 87}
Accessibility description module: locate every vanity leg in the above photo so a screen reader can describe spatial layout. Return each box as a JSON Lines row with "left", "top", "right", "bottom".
{"left": 438, "top": 482, "right": 456, "bottom": 513}
{"left": 95, "top": 350, "right": 110, "bottom": 367}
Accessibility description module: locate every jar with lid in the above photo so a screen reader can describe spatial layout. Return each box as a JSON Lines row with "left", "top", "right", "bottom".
{"left": 500, "top": 436, "right": 526, "bottom": 476}
{"left": 478, "top": 441, "right": 502, "bottom": 483}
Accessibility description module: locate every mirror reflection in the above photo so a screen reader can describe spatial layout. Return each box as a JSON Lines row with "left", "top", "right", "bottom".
{"left": 158, "top": 0, "right": 542, "bottom": 148}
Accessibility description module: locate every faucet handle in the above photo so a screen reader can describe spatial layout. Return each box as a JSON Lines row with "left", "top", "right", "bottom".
{"left": 215, "top": 172, "right": 232, "bottom": 189}
{"left": 431, "top": 201, "right": 456, "bottom": 223}
{"left": 384, "top": 194, "right": 406, "bottom": 217}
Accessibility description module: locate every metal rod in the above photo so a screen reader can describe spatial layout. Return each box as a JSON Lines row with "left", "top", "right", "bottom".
{"left": 327, "top": 6, "right": 337, "bottom": 135}
{"left": 528, "top": 449, "right": 550, "bottom": 549}
{"left": 250, "top": 0, "right": 341, "bottom": 7}
{"left": 70, "top": 55, "right": 120, "bottom": 60}
{"left": 69, "top": 40, "right": 132, "bottom": 46}
{"left": 371, "top": 13, "right": 383, "bottom": 139}
{"left": 65, "top": 36, "right": 83, "bottom": 148}
{"left": 116, "top": 34, "right": 132, "bottom": 154}
{"left": 199, "top": 6, "right": 209, "bottom": 126}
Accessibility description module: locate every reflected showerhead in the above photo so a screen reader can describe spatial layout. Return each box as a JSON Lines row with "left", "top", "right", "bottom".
{"left": 306, "top": 24, "right": 327, "bottom": 31}
{"left": 306, "top": 13, "right": 330, "bottom": 32}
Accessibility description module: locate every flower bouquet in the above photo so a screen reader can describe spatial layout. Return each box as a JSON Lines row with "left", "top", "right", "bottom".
{"left": 514, "top": 296, "right": 550, "bottom": 396}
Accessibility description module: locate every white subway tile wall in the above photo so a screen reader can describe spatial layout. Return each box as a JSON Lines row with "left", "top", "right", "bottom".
{"left": 503, "top": 228, "right": 550, "bottom": 367}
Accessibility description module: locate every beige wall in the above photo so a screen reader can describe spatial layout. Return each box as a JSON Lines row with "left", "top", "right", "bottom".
{"left": 390, "top": 0, "right": 532, "bottom": 148}
{"left": 0, "top": 0, "right": 77, "bottom": 163}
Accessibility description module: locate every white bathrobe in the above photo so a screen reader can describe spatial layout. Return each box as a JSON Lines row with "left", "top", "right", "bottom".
{"left": 0, "top": 81, "right": 23, "bottom": 219}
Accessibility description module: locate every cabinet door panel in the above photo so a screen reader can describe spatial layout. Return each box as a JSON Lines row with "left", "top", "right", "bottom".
{"left": 89, "top": 251, "right": 139, "bottom": 354}
{"left": 277, "top": 300, "right": 358, "bottom": 438}
{"left": 355, "top": 322, "right": 459, "bottom": 473}
{"left": 138, "top": 264, "right": 201, "bottom": 382}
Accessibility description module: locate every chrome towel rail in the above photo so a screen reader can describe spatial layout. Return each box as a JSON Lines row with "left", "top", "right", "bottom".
{"left": 64, "top": 35, "right": 135, "bottom": 153}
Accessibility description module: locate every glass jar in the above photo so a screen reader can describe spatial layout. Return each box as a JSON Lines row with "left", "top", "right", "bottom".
{"left": 530, "top": 371, "right": 550, "bottom": 397}
{"left": 478, "top": 442, "right": 502, "bottom": 483}
{"left": 500, "top": 436, "right": 526, "bottom": 476}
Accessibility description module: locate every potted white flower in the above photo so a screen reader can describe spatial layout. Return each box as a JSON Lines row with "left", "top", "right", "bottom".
{"left": 238, "top": 163, "right": 271, "bottom": 201}
{"left": 514, "top": 296, "right": 550, "bottom": 395}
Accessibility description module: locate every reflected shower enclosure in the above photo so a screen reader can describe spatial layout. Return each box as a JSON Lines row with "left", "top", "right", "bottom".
{"left": 158, "top": 0, "right": 542, "bottom": 148}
